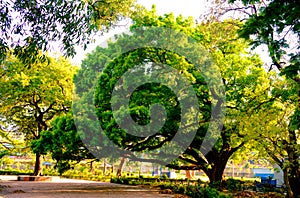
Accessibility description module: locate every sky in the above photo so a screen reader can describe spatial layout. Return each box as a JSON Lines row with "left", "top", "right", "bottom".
{"left": 72, "top": 0, "right": 271, "bottom": 65}
{"left": 72, "top": 0, "right": 210, "bottom": 65}
{"left": 137, "top": 0, "right": 209, "bottom": 18}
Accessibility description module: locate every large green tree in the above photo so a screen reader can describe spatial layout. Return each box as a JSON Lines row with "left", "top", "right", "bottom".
{"left": 0, "top": 54, "right": 77, "bottom": 175}
{"left": 87, "top": 8, "right": 271, "bottom": 184}
{"left": 38, "top": 7, "right": 274, "bottom": 184}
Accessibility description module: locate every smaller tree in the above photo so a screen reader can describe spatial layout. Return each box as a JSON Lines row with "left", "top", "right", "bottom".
{"left": 243, "top": 78, "right": 300, "bottom": 197}
{"left": 223, "top": 1, "right": 300, "bottom": 197}
{"left": 206, "top": 1, "right": 300, "bottom": 196}
{"left": 0, "top": 54, "right": 77, "bottom": 175}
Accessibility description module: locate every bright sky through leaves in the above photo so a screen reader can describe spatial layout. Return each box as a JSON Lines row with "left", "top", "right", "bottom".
{"left": 72, "top": 0, "right": 209, "bottom": 65}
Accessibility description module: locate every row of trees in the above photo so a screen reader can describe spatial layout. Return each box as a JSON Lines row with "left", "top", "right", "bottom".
{"left": 0, "top": 0, "right": 299, "bottom": 197}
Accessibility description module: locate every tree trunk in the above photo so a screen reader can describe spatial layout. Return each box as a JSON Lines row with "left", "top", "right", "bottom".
{"left": 90, "top": 161, "right": 95, "bottom": 174}
{"left": 204, "top": 159, "right": 228, "bottom": 185}
{"left": 289, "top": 178, "right": 300, "bottom": 198}
{"left": 116, "top": 157, "right": 126, "bottom": 177}
{"left": 33, "top": 153, "right": 42, "bottom": 176}
{"left": 284, "top": 170, "right": 300, "bottom": 198}
{"left": 205, "top": 168, "right": 224, "bottom": 184}
{"left": 285, "top": 126, "right": 300, "bottom": 198}
{"left": 283, "top": 168, "right": 293, "bottom": 198}
{"left": 103, "top": 159, "right": 107, "bottom": 175}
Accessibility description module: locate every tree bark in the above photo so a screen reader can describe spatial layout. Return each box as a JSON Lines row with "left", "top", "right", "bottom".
{"left": 288, "top": 168, "right": 300, "bottom": 198}
{"left": 103, "top": 159, "right": 107, "bottom": 175}
{"left": 289, "top": 178, "right": 300, "bottom": 198}
{"left": 283, "top": 168, "right": 293, "bottom": 198}
{"left": 116, "top": 157, "right": 126, "bottom": 177}
{"left": 204, "top": 159, "right": 228, "bottom": 184}
{"left": 90, "top": 160, "right": 95, "bottom": 174}
{"left": 33, "top": 153, "right": 42, "bottom": 176}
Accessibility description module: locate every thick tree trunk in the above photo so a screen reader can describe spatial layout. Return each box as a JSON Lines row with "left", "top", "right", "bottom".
{"left": 204, "top": 159, "right": 227, "bottom": 185}
{"left": 33, "top": 153, "right": 42, "bottom": 176}
{"left": 290, "top": 179, "right": 300, "bottom": 198}
{"left": 285, "top": 126, "right": 300, "bottom": 198}
{"left": 205, "top": 168, "right": 224, "bottom": 184}
{"left": 116, "top": 157, "right": 126, "bottom": 177}
{"left": 288, "top": 169, "right": 300, "bottom": 198}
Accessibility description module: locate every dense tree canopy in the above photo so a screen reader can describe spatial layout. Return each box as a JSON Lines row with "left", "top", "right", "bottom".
{"left": 69, "top": 8, "right": 272, "bottom": 183}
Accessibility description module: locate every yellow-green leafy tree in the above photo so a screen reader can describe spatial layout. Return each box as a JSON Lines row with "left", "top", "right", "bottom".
{"left": 0, "top": 54, "right": 77, "bottom": 175}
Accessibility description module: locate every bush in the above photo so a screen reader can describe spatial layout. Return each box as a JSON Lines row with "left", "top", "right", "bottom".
{"left": 43, "top": 168, "right": 59, "bottom": 176}
{"left": 110, "top": 177, "right": 231, "bottom": 198}
{"left": 224, "top": 178, "right": 243, "bottom": 192}
{"left": 0, "top": 170, "right": 33, "bottom": 175}
{"left": 161, "top": 174, "right": 168, "bottom": 179}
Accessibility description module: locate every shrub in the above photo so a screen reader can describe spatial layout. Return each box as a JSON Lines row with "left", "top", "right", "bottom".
{"left": 161, "top": 174, "right": 168, "bottom": 179}
{"left": 0, "top": 170, "right": 33, "bottom": 175}
{"left": 225, "top": 178, "right": 242, "bottom": 192}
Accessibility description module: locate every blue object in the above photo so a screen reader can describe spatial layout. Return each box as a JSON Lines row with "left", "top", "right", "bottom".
{"left": 42, "top": 162, "right": 52, "bottom": 166}
{"left": 152, "top": 171, "right": 159, "bottom": 176}
{"left": 255, "top": 173, "right": 274, "bottom": 178}
{"left": 253, "top": 168, "right": 274, "bottom": 178}
{"left": 261, "top": 177, "right": 277, "bottom": 187}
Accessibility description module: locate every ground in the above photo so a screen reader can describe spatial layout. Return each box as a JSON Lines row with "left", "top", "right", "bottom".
{"left": 0, "top": 176, "right": 186, "bottom": 198}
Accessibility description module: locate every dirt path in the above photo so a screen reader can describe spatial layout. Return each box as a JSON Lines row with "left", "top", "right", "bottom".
{"left": 0, "top": 176, "right": 177, "bottom": 198}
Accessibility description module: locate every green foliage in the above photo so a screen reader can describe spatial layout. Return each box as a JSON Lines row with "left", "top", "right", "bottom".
{"left": 76, "top": 7, "right": 271, "bottom": 185}
{"left": 31, "top": 114, "right": 94, "bottom": 175}
{"left": 193, "top": 186, "right": 229, "bottom": 198}
{"left": 111, "top": 177, "right": 231, "bottom": 198}
{"left": 93, "top": 11, "right": 218, "bottom": 166}
{"left": 0, "top": 170, "right": 33, "bottom": 176}
{"left": 0, "top": 0, "right": 137, "bottom": 65}
{"left": 226, "top": 0, "right": 300, "bottom": 196}
{"left": 161, "top": 173, "right": 168, "bottom": 179}
{"left": 0, "top": 55, "right": 77, "bottom": 140}
{"left": 62, "top": 166, "right": 113, "bottom": 182}
{"left": 0, "top": 150, "right": 9, "bottom": 159}
{"left": 0, "top": 54, "right": 77, "bottom": 175}
{"left": 236, "top": 0, "right": 300, "bottom": 73}
{"left": 224, "top": 178, "right": 243, "bottom": 192}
